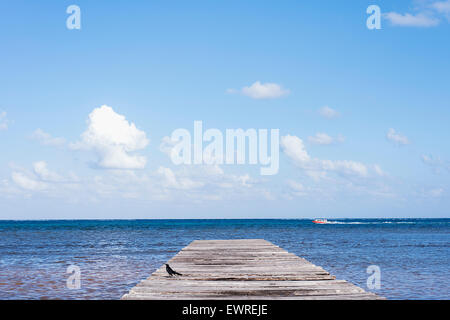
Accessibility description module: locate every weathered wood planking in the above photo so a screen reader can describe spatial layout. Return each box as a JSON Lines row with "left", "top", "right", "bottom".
{"left": 122, "top": 239, "right": 383, "bottom": 300}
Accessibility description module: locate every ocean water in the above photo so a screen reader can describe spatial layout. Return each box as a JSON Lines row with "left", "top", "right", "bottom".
{"left": 0, "top": 219, "right": 448, "bottom": 300}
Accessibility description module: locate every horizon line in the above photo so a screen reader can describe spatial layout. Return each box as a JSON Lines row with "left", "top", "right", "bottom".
{"left": 0, "top": 217, "right": 448, "bottom": 222}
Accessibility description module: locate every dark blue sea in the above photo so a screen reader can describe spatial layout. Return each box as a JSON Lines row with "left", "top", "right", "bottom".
{"left": 0, "top": 219, "right": 448, "bottom": 300}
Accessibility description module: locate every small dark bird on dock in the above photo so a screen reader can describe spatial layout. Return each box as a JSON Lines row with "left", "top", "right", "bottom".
{"left": 165, "top": 264, "right": 182, "bottom": 276}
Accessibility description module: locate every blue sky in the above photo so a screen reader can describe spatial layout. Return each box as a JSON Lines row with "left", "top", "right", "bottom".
{"left": 0, "top": 0, "right": 449, "bottom": 219}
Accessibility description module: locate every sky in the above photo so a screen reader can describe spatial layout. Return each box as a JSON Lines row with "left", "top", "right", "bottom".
{"left": 0, "top": 0, "right": 449, "bottom": 219}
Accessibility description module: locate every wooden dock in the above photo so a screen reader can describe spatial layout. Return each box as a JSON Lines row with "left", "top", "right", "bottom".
{"left": 122, "top": 239, "right": 382, "bottom": 300}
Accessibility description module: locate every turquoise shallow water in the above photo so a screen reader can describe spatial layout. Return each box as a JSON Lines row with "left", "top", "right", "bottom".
{"left": 0, "top": 219, "right": 448, "bottom": 300}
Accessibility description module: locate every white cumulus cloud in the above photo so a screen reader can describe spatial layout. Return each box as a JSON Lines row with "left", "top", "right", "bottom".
{"left": 280, "top": 135, "right": 311, "bottom": 163}
{"left": 281, "top": 134, "right": 369, "bottom": 178}
{"left": 319, "top": 106, "right": 340, "bottom": 119}
{"left": 31, "top": 129, "right": 66, "bottom": 147}
{"left": 384, "top": 12, "right": 440, "bottom": 27}
{"left": 432, "top": 0, "right": 450, "bottom": 22}
{"left": 432, "top": 0, "right": 450, "bottom": 14}
{"left": 308, "top": 132, "right": 344, "bottom": 145}
{"left": 384, "top": 1, "right": 450, "bottom": 27}
{"left": 157, "top": 166, "right": 204, "bottom": 190}
{"left": 286, "top": 180, "right": 308, "bottom": 197}
{"left": 422, "top": 154, "right": 449, "bottom": 173}
{"left": 12, "top": 172, "right": 47, "bottom": 191}
{"left": 71, "top": 105, "right": 149, "bottom": 169}
{"left": 373, "top": 164, "right": 386, "bottom": 176}
{"left": 387, "top": 128, "right": 410, "bottom": 145}
{"left": 232, "top": 81, "right": 289, "bottom": 99}
{"left": 9, "top": 162, "right": 80, "bottom": 197}
{"left": 33, "top": 161, "right": 63, "bottom": 182}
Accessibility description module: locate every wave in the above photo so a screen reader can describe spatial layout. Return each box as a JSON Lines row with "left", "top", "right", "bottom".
{"left": 322, "top": 221, "right": 416, "bottom": 225}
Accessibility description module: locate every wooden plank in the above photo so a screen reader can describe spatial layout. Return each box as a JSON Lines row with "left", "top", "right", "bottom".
{"left": 122, "top": 239, "right": 383, "bottom": 300}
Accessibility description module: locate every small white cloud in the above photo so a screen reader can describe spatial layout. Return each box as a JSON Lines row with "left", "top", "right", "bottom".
{"left": 71, "top": 105, "right": 149, "bottom": 169}
{"left": 373, "top": 164, "right": 386, "bottom": 176}
{"left": 287, "top": 180, "right": 305, "bottom": 192}
{"left": 157, "top": 166, "right": 178, "bottom": 188}
{"left": 33, "top": 161, "right": 63, "bottom": 182}
{"left": 261, "top": 190, "right": 276, "bottom": 200}
{"left": 0, "top": 111, "right": 8, "bottom": 131}
{"left": 280, "top": 135, "right": 311, "bottom": 164}
{"left": 321, "top": 159, "right": 369, "bottom": 177}
{"left": 383, "top": 1, "right": 450, "bottom": 27}
{"left": 308, "top": 133, "right": 333, "bottom": 145}
{"left": 239, "top": 81, "right": 290, "bottom": 99}
{"left": 387, "top": 128, "right": 410, "bottom": 146}
{"left": 31, "top": 129, "right": 66, "bottom": 147}
{"left": 384, "top": 12, "right": 440, "bottom": 27}
{"left": 422, "top": 154, "right": 449, "bottom": 173}
{"left": 157, "top": 166, "right": 204, "bottom": 190}
{"left": 286, "top": 180, "right": 308, "bottom": 197}
{"left": 308, "top": 132, "right": 344, "bottom": 145}
{"left": 12, "top": 172, "right": 47, "bottom": 191}
{"left": 319, "top": 106, "right": 339, "bottom": 119}
{"left": 9, "top": 162, "right": 80, "bottom": 197}
{"left": 281, "top": 134, "right": 369, "bottom": 178}
{"left": 431, "top": 0, "right": 450, "bottom": 14}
